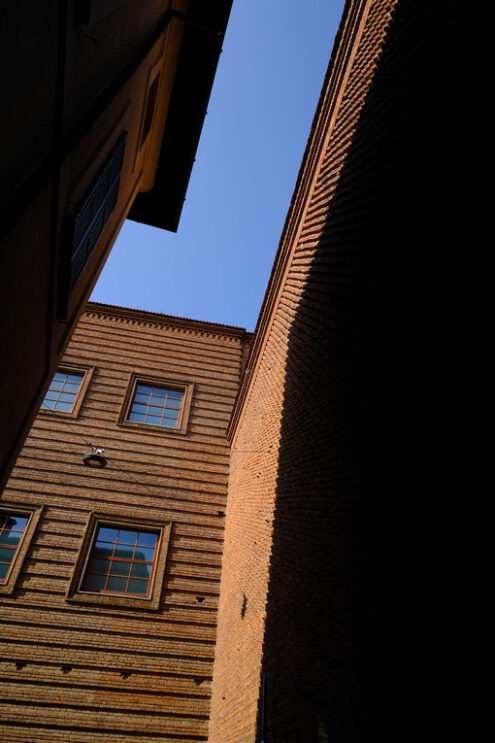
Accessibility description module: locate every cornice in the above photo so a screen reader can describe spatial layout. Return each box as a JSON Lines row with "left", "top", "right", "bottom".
{"left": 84, "top": 301, "right": 252, "bottom": 343}
{"left": 227, "top": 0, "right": 371, "bottom": 442}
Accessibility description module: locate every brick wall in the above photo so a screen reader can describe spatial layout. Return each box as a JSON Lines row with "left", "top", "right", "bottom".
{"left": 210, "top": 0, "right": 490, "bottom": 740}
{"left": 0, "top": 303, "right": 250, "bottom": 742}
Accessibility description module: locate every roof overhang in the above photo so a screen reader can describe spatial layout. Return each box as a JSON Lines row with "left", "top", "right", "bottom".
{"left": 128, "top": 0, "right": 233, "bottom": 232}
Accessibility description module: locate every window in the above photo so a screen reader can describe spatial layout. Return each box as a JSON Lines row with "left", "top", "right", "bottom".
{"left": 68, "top": 133, "right": 127, "bottom": 292}
{"left": 0, "top": 504, "right": 43, "bottom": 595}
{"left": 66, "top": 511, "right": 171, "bottom": 609}
{"left": 40, "top": 366, "right": 94, "bottom": 417}
{"left": 42, "top": 371, "right": 84, "bottom": 413}
{"left": 119, "top": 374, "right": 194, "bottom": 436}
{"left": 127, "top": 383, "right": 184, "bottom": 429}
{"left": 81, "top": 524, "right": 159, "bottom": 598}
{"left": 0, "top": 512, "right": 30, "bottom": 583}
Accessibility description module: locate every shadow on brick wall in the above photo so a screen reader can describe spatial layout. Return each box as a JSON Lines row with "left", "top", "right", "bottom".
{"left": 257, "top": 2, "right": 490, "bottom": 741}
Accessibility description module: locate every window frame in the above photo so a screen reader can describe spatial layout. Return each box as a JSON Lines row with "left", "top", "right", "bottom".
{"left": 0, "top": 502, "right": 44, "bottom": 595}
{"left": 118, "top": 373, "right": 194, "bottom": 436}
{"left": 39, "top": 365, "right": 94, "bottom": 419}
{"left": 66, "top": 511, "right": 172, "bottom": 610}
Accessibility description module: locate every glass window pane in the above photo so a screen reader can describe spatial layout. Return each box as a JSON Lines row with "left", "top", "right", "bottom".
{"left": 97, "top": 527, "right": 118, "bottom": 542}
{"left": 54, "top": 401, "right": 72, "bottom": 412}
{"left": 147, "top": 404, "right": 163, "bottom": 415}
{"left": 134, "top": 547, "right": 155, "bottom": 562}
{"left": 83, "top": 573, "right": 106, "bottom": 591}
{"left": 150, "top": 395, "right": 166, "bottom": 405}
{"left": 128, "top": 412, "right": 145, "bottom": 423}
{"left": 134, "top": 393, "right": 148, "bottom": 403}
{"left": 136, "top": 385, "right": 152, "bottom": 395}
{"left": 162, "top": 417, "right": 178, "bottom": 428}
{"left": 128, "top": 578, "right": 149, "bottom": 595}
{"left": 0, "top": 563, "right": 9, "bottom": 579}
{"left": 145, "top": 415, "right": 161, "bottom": 427}
{"left": 44, "top": 391, "right": 59, "bottom": 400}
{"left": 114, "top": 545, "right": 134, "bottom": 559}
{"left": 64, "top": 383, "right": 80, "bottom": 393}
{"left": 164, "top": 409, "right": 180, "bottom": 419}
{"left": 0, "top": 531, "right": 21, "bottom": 546}
{"left": 50, "top": 380, "right": 63, "bottom": 390}
{"left": 59, "top": 392, "right": 75, "bottom": 403}
{"left": 7, "top": 515, "right": 29, "bottom": 530}
{"left": 87, "top": 558, "right": 109, "bottom": 574}
{"left": 110, "top": 560, "right": 131, "bottom": 577}
{"left": 53, "top": 373, "right": 66, "bottom": 381}
{"left": 42, "top": 399, "right": 56, "bottom": 410}
{"left": 131, "top": 403, "right": 147, "bottom": 415}
{"left": 168, "top": 390, "right": 183, "bottom": 399}
{"left": 151, "top": 386, "right": 166, "bottom": 396}
{"left": 118, "top": 530, "right": 138, "bottom": 545}
{"left": 137, "top": 532, "right": 157, "bottom": 548}
{"left": 67, "top": 374, "right": 83, "bottom": 384}
{"left": 167, "top": 398, "right": 182, "bottom": 409}
{"left": 94, "top": 541, "right": 114, "bottom": 558}
{"left": 0, "top": 547, "right": 15, "bottom": 564}
{"left": 106, "top": 576, "right": 127, "bottom": 593}
{"left": 131, "top": 563, "right": 152, "bottom": 579}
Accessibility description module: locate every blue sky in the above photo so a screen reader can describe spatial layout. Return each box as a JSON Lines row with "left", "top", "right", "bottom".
{"left": 91, "top": 0, "right": 345, "bottom": 331}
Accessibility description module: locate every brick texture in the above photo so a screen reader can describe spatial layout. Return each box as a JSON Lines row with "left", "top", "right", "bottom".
{"left": 0, "top": 303, "right": 250, "bottom": 742}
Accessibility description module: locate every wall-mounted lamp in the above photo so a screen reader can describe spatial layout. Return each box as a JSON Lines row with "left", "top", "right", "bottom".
{"left": 83, "top": 447, "right": 107, "bottom": 469}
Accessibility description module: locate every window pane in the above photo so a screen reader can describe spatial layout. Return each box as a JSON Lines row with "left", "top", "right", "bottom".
{"left": 42, "top": 399, "right": 56, "bottom": 409}
{"left": 134, "top": 393, "right": 149, "bottom": 403}
{"left": 59, "top": 392, "right": 75, "bottom": 403}
{"left": 54, "top": 401, "right": 72, "bottom": 412}
{"left": 64, "top": 383, "right": 80, "bottom": 393}
{"left": 137, "top": 532, "right": 158, "bottom": 548}
{"left": 136, "top": 385, "right": 152, "bottom": 395}
{"left": 131, "top": 563, "right": 152, "bottom": 579}
{"left": 168, "top": 390, "right": 183, "bottom": 399}
{"left": 67, "top": 374, "right": 83, "bottom": 384}
{"left": 106, "top": 576, "right": 127, "bottom": 593}
{"left": 151, "top": 387, "right": 166, "bottom": 398}
{"left": 53, "top": 373, "right": 65, "bottom": 381}
{"left": 9, "top": 515, "right": 29, "bottom": 530}
{"left": 128, "top": 578, "right": 149, "bottom": 595}
{"left": 50, "top": 379, "right": 63, "bottom": 390}
{"left": 150, "top": 394, "right": 166, "bottom": 404}
{"left": 162, "top": 417, "right": 178, "bottom": 428}
{"left": 0, "top": 564, "right": 9, "bottom": 580}
{"left": 97, "top": 527, "right": 118, "bottom": 542}
{"left": 131, "top": 403, "right": 147, "bottom": 415}
{"left": 0, "top": 547, "right": 15, "bottom": 564}
{"left": 114, "top": 545, "right": 134, "bottom": 559}
{"left": 110, "top": 560, "right": 131, "bottom": 577}
{"left": 147, "top": 404, "right": 163, "bottom": 415}
{"left": 164, "top": 409, "right": 180, "bottom": 419}
{"left": 146, "top": 415, "right": 161, "bottom": 427}
{"left": 83, "top": 573, "right": 106, "bottom": 591}
{"left": 118, "top": 530, "right": 138, "bottom": 545}
{"left": 0, "top": 530, "right": 21, "bottom": 546}
{"left": 94, "top": 541, "right": 114, "bottom": 558}
{"left": 128, "top": 412, "right": 145, "bottom": 423}
{"left": 134, "top": 547, "right": 155, "bottom": 562}
{"left": 44, "top": 391, "right": 59, "bottom": 400}
{"left": 87, "top": 558, "right": 109, "bottom": 574}
{"left": 167, "top": 398, "right": 182, "bottom": 409}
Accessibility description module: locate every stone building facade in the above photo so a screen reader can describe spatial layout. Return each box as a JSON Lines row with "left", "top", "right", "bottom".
{"left": 0, "top": 302, "right": 250, "bottom": 742}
